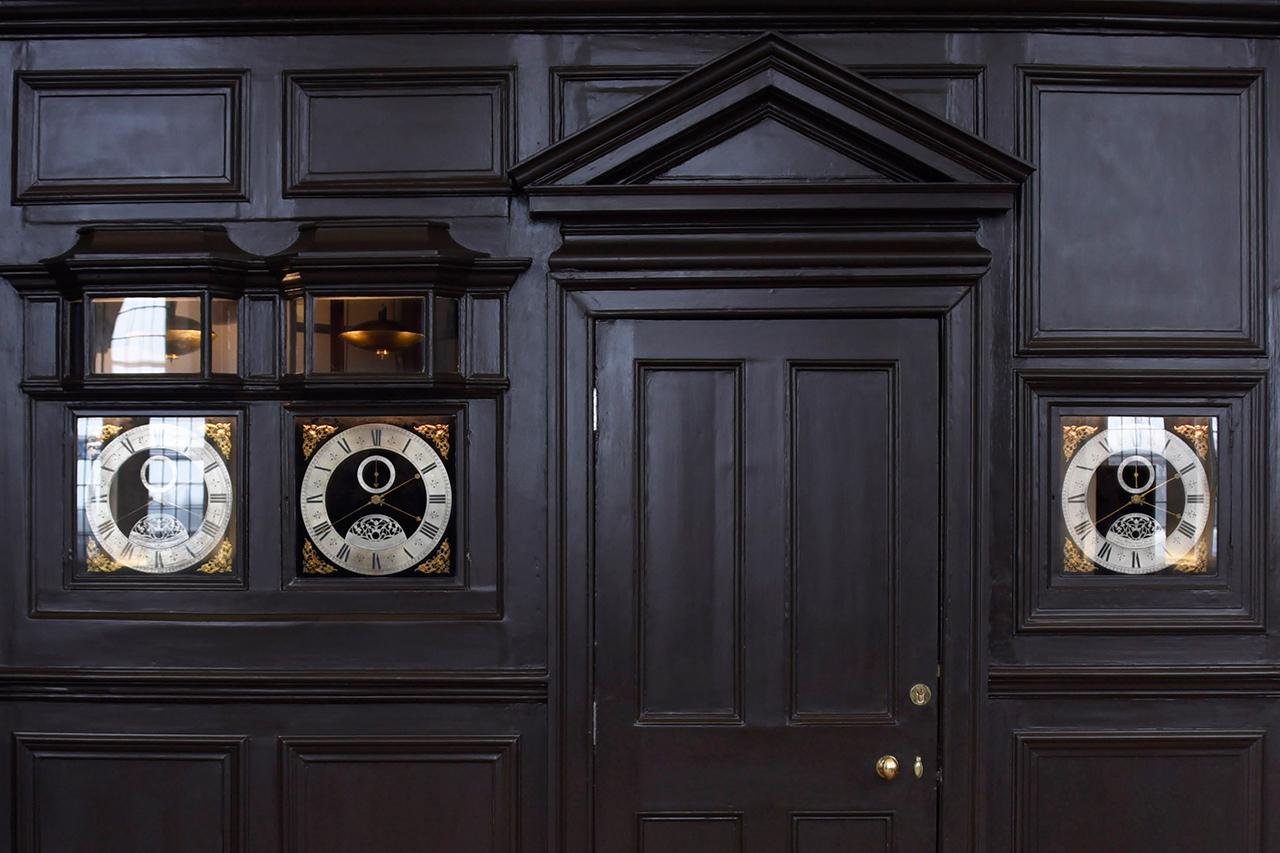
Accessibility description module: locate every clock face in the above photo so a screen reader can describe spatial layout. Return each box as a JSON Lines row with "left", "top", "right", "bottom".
{"left": 1060, "top": 424, "right": 1213, "bottom": 575}
{"left": 85, "top": 421, "right": 233, "bottom": 574}
{"left": 299, "top": 422, "right": 452, "bottom": 576}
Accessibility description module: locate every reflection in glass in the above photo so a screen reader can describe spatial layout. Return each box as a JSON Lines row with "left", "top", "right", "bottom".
{"left": 433, "top": 296, "right": 460, "bottom": 374}
{"left": 91, "top": 296, "right": 203, "bottom": 374}
{"left": 313, "top": 296, "right": 425, "bottom": 374}
{"left": 1058, "top": 414, "right": 1217, "bottom": 576}
{"left": 289, "top": 297, "right": 305, "bottom": 374}
{"left": 211, "top": 298, "right": 238, "bottom": 374}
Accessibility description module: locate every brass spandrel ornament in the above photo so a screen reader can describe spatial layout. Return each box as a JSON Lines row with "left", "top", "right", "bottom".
{"left": 1173, "top": 423, "right": 1211, "bottom": 459}
{"left": 414, "top": 423, "right": 450, "bottom": 459}
{"left": 84, "top": 538, "right": 125, "bottom": 573}
{"left": 1173, "top": 535, "right": 1211, "bottom": 574}
{"left": 301, "top": 539, "right": 337, "bottom": 574}
{"left": 1062, "top": 537, "right": 1096, "bottom": 573}
{"left": 1061, "top": 423, "right": 1099, "bottom": 461}
{"left": 195, "top": 539, "right": 234, "bottom": 574}
{"left": 415, "top": 539, "right": 451, "bottom": 575}
{"left": 301, "top": 424, "right": 338, "bottom": 459}
{"left": 204, "top": 421, "right": 233, "bottom": 459}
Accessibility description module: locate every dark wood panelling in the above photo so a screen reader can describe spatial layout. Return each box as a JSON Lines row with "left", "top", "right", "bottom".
{"left": 989, "top": 664, "right": 1280, "bottom": 698}
{"left": 1015, "top": 369, "right": 1266, "bottom": 632}
{"left": 14, "top": 70, "right": 247, "bottom": 204}
{"left": 281, "top": 735, "right": 518, "bottom": 853}
{"left": 15, "top": 733, "right": 246, "bottom": 853}
{"left": 550, "top": 64, "right": 982, "bottom": 142}
{"left": 1014, "top": 731, "right": 1264, "bottom": 853}
{"left": 790, "top": 365, "right": 894, "bottom": 723}
{"left": 638, "top": 365, "right": 742, "bottom": 722}
{"left": 285, "top": 69, "right": 513, "bottom": 196}
{"left": 638, "top": 814, "right": 743, "bottom": 852}
{"left": 791, "top": 813, "right": 893, "bottom": 852}
{"left": 1017, "top": 67, "right": 1264, "bottom": 354}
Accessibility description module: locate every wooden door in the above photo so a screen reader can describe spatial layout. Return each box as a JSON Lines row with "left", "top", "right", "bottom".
{"left": 592, "top": 316, "right": 941, "bottom": 851}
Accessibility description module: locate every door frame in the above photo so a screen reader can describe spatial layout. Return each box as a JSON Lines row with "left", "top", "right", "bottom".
{"left": 551, "top": 247, "right": 992, "bottom": 850}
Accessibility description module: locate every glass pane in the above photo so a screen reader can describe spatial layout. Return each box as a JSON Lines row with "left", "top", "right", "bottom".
{"left": 1057, "top": 414, "right": 1218, "bottom": 577}
{"left": 75, "top": 414, "right": 237, "bottom": 577}
{"left": 433, "top": 296, "right": 459, "bottom": 374}
{"left": 211, "top": 298, "right": 238, "bottom": 375}
{"left": 91, "top": 296, "right": 202, "bottom": 374}
{"left": 312, "top": 296, "right": 425, "bottom": 374}
{"left": 289, "top": 297, "right": 305, "bottom": 374}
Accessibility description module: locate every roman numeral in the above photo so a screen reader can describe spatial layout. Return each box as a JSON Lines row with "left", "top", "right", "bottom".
{"left": 402, "top": 437, "right": 412, "bottom": 453}
{"left": 185, "top": 544, "right": 197, "bottom": 560}
{"left": 420, "top": 462, "right": 438, "bottom": 474}
{"left": 1073, "top": 519, "right": 1092, "bottom": 536}
{"left": 204, "top": 461, "right": 218, "bottom": 473}
{"left": 1099, "top": 438, "right": 1111, "bottom": 454}
{"left": 1177, "top": 520, "right": 1197, "bottom": 538}
{"left": 313, "top": 521, "right": 333, "bottom": 539}
{"left": 422, "top": 521, "right": 440, "bottom": 538}
{"left": 201, "top": 519, "right": 220, "bottom": 537}
{"left": 313, "top": 465, "right": 331, "bottom": 473}
{"left": 336, "top": 436, "right": 352, "bottom": 454}
{"left": 1066, "top": 493, "right": 1087, "bottom": 504}
{"left": 1097, "top": 542, "right": 1113, "bottom": 561}
{"left": 100, "top": 464, "right": 116, "bottom": 474}
{"left": 370, "top": 428, "right": 382, "bottom": 447}
{"left": 403, "top": 547, "right": 415, "bottom": 559}
{"left": 122, "top": 542, "right": 136, "bottom": 561}
{"left": 1131, "top": 551, "right": 1141, "bottom": 570}
{"left": 428, "top": 494, "right": 447, "bottom": 504}
{"left": 89, "top": 492, "right": 108, "bottom": 504}
{"left": 120, "top": 436, "right": 135, "bottom": 453}
{"left": 304, "top": 494, "right": 324, "bottom": 503}
{"left": 1186, "top": 493, "right": 1206, "bottom": 504}
{"left": 371, "top": 552, "right": 381, "bottom": 572}
{"left": 95, "top": 519, "right": 114, "bottom": 537}
{"left": 1179, "top": 463, "right": 1196, "bottom": 476}
{"left": 336, "top": 543, "right": 350, "bottom": 562}
{"left": 208, "top": 492, "right": 228, "bottom": 503}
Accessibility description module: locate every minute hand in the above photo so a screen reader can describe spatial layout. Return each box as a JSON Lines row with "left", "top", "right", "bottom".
{"left": 1091, "top": 474, "right": 1182, "bottom": 529}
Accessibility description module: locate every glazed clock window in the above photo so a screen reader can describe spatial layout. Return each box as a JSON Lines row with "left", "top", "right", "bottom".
{"left": 89, "top": 295, "right": 240, "bottom": 377}
{"left": 73, "top": 415, "right": 238, "bottom": 578}
{"left": 312, "top": 296, "right": 426, "bottom": 374}
{"left": 1056, "top": 414, "right": 1218, "bottom": 577}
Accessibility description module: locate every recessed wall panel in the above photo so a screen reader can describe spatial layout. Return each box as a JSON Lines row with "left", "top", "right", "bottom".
{"left": 793, "top": 814, "right": 893, "bottom": 852}
{"left": 639, "top": 366, "right": 741, "bottom": 721}
{"left": 639, "top": 814, "right": 742, "bottom": 853}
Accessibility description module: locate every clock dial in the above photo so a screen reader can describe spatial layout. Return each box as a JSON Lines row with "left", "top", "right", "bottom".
{"left": 85, "top": 421, "right": 233, "bottom": 574}
{"left": 1060, "top": 426, "right": 1212, "bottom": 575}
{"left": 300, "top": 422, "right": 452, "bottom": 576}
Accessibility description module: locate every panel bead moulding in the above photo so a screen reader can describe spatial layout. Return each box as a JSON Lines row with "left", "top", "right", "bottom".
{"left": 1017, "top": 66, "right": 1264, "bottom": 354}
{"left": 14, "top": 70, "right": 247, "bottom": 204}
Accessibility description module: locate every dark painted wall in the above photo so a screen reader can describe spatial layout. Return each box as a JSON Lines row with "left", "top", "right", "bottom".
{"left": 0, "top": 16, "right": 1276, "bottom": 852}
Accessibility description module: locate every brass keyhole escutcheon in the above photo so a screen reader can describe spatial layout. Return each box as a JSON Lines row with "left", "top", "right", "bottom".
{"left": 875, "top": 755, "right": 899, "bottom": 780}
{"left": 914, "top": 756, "right": 924, "bottom": 778}
{"left": 910, "top": 683, "right": 932, "bottom": 706}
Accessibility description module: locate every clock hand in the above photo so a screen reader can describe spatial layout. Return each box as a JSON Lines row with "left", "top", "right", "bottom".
{"left": 1091, "top": 472, "right": 1185, "bottom": 530}
{"left": 377, "top": 499, "right": 421, "bottom": 523}
{"left": 332, "top": 473, "right": 426, "bottom": 526}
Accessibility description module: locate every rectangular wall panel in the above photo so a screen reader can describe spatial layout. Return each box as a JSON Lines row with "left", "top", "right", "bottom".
{"left": 638, "top": 366, "right": 741, "bottom": 722}
{"left": 281, "top": 736, "right": 518, "bottom": 853}
{"left": 792, "top": 814, "right": 893, "bottom": 852}
{"left": 285, "top": 69, "right": 512, "bottom": 195}
{"left": 1015, "top": 732, "right": 1263, "bottom": 853}
{"left": 639, "top": 814, "right": 742, "bottom": 853}
{"left": 14, "top": 71, "right": 246, "bottom": 203}
{"left": 1018, "top": 68, "right": 1263, "bottom": 353}
{"left": 15, "top": 733, "right": 246, "bottom": 853}
{"left": 790, "top": 366, "right": 895, "bottom": 722}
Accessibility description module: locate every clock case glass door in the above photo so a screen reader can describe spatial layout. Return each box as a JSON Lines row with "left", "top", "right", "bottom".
{"left": 1055, "top": 414, "right": 1218, "bottom": 577}
{"left": 72, "top": 412, "right": 240, "bottom": 583}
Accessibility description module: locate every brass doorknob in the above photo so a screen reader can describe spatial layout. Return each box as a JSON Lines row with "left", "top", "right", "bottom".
{"left": 875, "top": 755, "right": 899, "bottom": 780}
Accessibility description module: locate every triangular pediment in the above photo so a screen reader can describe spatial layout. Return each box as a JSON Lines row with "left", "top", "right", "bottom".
{"left": 511, "top": 33, "right": 1030, "bottom": 192}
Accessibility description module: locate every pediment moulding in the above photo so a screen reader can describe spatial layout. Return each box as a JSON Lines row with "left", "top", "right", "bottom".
{"left": 511, "top": 33, "right": 1031, "bottom": 218}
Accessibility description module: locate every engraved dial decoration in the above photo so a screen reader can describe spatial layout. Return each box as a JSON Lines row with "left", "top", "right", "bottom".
{"left": 300, "top": 422, "right": 452, "bottom": 576}
{"left": 1060, "top": 418, "right": 1214, "bottom": 575}
{"left": 84, "top": 420, "right": 233, "bottom": 574}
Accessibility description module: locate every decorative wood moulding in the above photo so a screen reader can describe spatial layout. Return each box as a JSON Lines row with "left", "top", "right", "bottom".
{"left": 0, "top": 668, "right": 549, "bottom": 702}
{"left": 15, "top": 733, "right": 248, "bottom": 853}
{"left": 285, "top": 68, "right": 514, "bottom": 196}
{"left": 1017, "top": 66, "right": 1264, "bottom": 354}
{"left": 990, "top": 664, "right": 1280, "bottom": 698}
{"left": 14, "top": 69, "right": 247, "bottom": 204}
{"left": 513, "top": 33, "right": 1029, "bottom": 217}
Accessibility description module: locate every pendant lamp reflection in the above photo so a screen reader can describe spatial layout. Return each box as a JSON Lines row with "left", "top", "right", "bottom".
{"left": 339, "top": 304, "right": 425, "bottom": 359}
{"left": 164, "top": 308, "right": 205, "bottom": 361}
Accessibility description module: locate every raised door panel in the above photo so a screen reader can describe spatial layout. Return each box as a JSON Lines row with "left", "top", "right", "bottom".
{"left": 792, "top": 814, "right": 893, "bottom": 852}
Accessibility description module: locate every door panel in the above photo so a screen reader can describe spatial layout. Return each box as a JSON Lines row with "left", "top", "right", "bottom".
{"left": 594, "top": 317, "right": 940, "bottom": 851}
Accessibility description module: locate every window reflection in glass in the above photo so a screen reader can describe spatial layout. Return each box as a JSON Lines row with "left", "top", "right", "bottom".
{"left": 91, "top": 296, "right": 203, "bottom": 374}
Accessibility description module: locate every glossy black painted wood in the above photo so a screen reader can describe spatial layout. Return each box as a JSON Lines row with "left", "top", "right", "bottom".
{"left": 0, "top": 12, "right": 1274, "bottom": 853}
